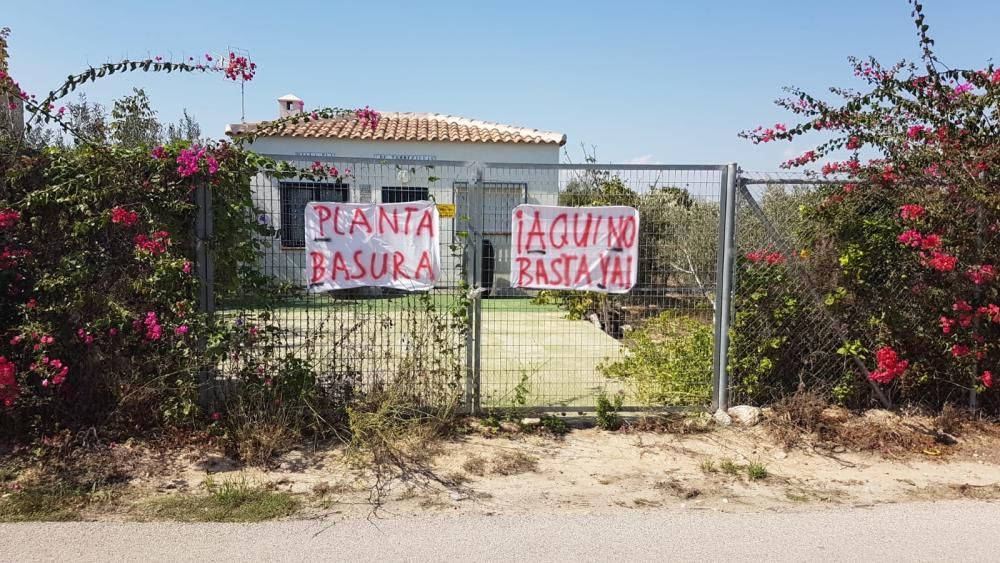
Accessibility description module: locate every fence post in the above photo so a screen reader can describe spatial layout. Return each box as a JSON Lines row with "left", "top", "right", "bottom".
{"left": 194, "top": 183, "right": 215, "bottom": 408}
{"left": 711, "top": 163, "right": 738, "bottom": 412}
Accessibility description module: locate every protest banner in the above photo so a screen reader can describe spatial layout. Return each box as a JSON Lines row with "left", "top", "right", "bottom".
{"left": 510, "top": 204, "right": 639, "bottom": 293}
{"left": 305, "top": 201, "right": 440, "bottom": 292}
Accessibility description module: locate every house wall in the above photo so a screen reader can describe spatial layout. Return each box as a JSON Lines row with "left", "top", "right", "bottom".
{"left": 246, "top": 137, "right": 561, "bottom": 293}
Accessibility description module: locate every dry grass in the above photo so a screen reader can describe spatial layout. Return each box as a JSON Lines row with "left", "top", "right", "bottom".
{"left": 462, "top": 450, "right": 539, "bottom": 477}
{"left": 765, "top": 392, "right": 936, "bottom": 456}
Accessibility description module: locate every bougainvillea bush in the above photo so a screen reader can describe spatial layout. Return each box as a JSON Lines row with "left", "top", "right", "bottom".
{"left": 0, "top": 40, "right": 375, "bottom": 438}
{"left": 0, "top": 138, "right": 274, "bottom": 434}
{"left": 737, "top": 1, "right": 1000, "bottom": 411}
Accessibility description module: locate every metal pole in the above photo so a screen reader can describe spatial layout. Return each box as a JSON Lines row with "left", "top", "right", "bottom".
{"left": 194, "top": 182, "right": 215, "bottom": 408}
{"left": 712, "top": 163, "right": 738, "bottom": 411}
{"left": 471, "top": 164, "right": 485, "bottom": 414}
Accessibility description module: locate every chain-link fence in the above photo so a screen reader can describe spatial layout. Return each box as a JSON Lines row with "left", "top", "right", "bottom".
{"left": 206, "top": 156, "right": 729, "bottom": 413}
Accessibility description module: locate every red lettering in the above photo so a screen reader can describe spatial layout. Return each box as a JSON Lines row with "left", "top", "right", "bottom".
{"left": 600, "top": 255, "right": 610, "bottom": 288}
{"left": 608, "top": 255, "right": 626, "bottom": 288}
{"left": 416, "top": 210, "right": 435, "bottom": 237}
{"left": 575, "top": 255, "right": 593, "bottom": 285}
{"left": 392, "top": 251, "right": 410, "bottom": 279}
{"left": 350, "top": 207, "right": 373, "bottom": 235}
{"left": 592, "top": 215, "right": 601, "bottom": 245}
{"left": 315, "top": 205, "right": 333, "bottom": 237}
{"left": 515, "top": 209, "right": 525, "bottom": 254}
{"left": 625, "top": 255, "right": 634, "bottom": 288}
{"left": 608, "top": 215, "right": 637, "bottom": 248}
{"left": 515, "top": 257, "right": 533, "bottom": 287}
{"left": 548, "top": 257, "right": 564, "bottom": 286}
{"left": 562, "top": 254, "right": 576, "bottom": 285}
{"left": 525, "top": 211, "right": 547, "bottom": 252}
{"left": 549, "top": 213, "right": 568, "bottom": 249}
{"left": 333, "top": 206, "right": 346, "bottom": 236}
{"left": 414, "top": 250, "right": 435, "bottom": 280}
{"left": 369, "top": 253, "right": 389, "bottom": 280}
{"left": 309, "top": 251, "right": 327, "bottom": 283}
{"left": 572, "top": 213, "right": 594, "bottom": 247}
{"left": 350, "top": 250, "right": 368, "bottom": 280}
{"left": 403, "top": 207, "right": 419, "bottom": 235}
{"left": 534, "top": 259, "right": 550, "bottom": 286}
{"left": 331, "top": 251, "right": 350, "bottom": 280}
{"left": 378, "top": 207, "right": 400, "bottom": 235}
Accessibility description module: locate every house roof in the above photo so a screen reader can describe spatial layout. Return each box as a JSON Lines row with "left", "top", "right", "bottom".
{"left": 226, "top": 112, "right": 566, "bottom": 146}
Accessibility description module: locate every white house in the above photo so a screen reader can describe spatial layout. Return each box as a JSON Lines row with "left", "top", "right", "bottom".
{"left": 227, "top": 94, "right": 566, "bottom": 293}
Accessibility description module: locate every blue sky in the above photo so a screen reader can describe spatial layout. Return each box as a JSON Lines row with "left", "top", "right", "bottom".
{"left": 4, "top": 0, "right": 998, "bottom": 170}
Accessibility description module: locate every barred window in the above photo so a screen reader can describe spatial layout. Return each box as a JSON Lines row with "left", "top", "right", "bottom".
{"left": 279, "top": 181, "right": 349, "bottom": 248}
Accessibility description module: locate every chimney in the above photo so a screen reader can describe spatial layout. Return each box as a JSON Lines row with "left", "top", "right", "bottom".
{"left": 277, "top": 94, "right": 304, "bottom": 118}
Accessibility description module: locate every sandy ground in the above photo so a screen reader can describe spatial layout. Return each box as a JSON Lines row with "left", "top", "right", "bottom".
{"left": 103, "top": 417, "right": 1000, "bottom": 522}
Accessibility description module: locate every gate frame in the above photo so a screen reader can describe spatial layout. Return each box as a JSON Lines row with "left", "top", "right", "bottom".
{"left": 232, "top": 155, "right": 737, "bottom": 415}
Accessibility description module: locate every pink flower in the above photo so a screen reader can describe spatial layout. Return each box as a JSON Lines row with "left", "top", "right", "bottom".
{"left": 940, "top": 316, "right": 955, "bottom": 335}
{"left": 899, "top": 204, "right": 926, "bottom": 221}
{"left": 174, "top": 325, "right": 189, "bottom": 337}
{"left": 954, "top": 83, "right": 974, "bottom": 95}
{"left": 952, "top": 344, "right": 971, "bottom": 358}
{"left": 967, "top": 265, "right": 996, "bottom": 285}
{"left": 151, "top": 146, "right": 166, "bottom": 159}
{"left": 898, "top": 229, "right": 924, "bottom": 247}
{"left": 920, "top": 234, "right": 942, "bottom": 250}
{"left": 143, "top": 311, "right": 162, "bottom": 341}
{"left": 983, "top": 371, "right": 993, "bottom": 388}
{"left": 108, "top": 328, "right": 119, "bottom": 336}
{"left": 206, "top": 156, "right": 219, "bottom": 175}
{"left": 40, "top": 335, "right": 54, "bottom": 345}
{"left": 176, "top": 146, "right": 205, "bottom": 177}
{"left": 925, "top": 251, "right": 957, "bottom": 272}
{"left": 9, "top": 335, "right": 22, "bottom": 346}
{"left": 355, "top": 106, "right": 380, "bottom": 131}
{"left": 869, "top": 346, "right": 908, "bottom": 384}
{"left": 210, "top": 412, "right": 222, "bottom": 421}
{"left": 907, "top": 125, "right": 926, "bottom": 139}
{"left": 182, "top": 261, "right": 193, "bottom": 274}
{"left": 328, "top": 166, "right": 339, "bottom": 177}
{"left": 134, "top": 231, "right": 170, "bottom": 255}
{"left": 846, "top": 136, "right": 861, "bottom": 150}
{"left": 0, "top": 209, "right": 21, "bottom": 229}
{"left": 110, "top": 206, "right": 139, "bottom": 226}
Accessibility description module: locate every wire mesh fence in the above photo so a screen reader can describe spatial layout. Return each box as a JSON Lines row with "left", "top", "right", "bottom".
{"left": 207, "top": 157, "right": 728, "bottom": 412}
{"left": 476, "top": 164, "right": 724, "bottom": 410}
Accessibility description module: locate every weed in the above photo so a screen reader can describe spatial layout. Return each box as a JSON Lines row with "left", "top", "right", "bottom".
{"left": 539, "top": 415, "right": 569, "bottom": 436}
{"left": 699, "top": 459, "right": 717, "bottom": 474}
{"left": 595, "top": 392, "right": 624, "bottom": 431}
{"left": 0, "top": 485, "right": 88, "bottom": 522}
{"left": 461, "top": 451, "right": 538, "bottom": 477}
{"left": 746, "top": 461, "right": 769, "bottom": 481}
{"left": 719, "top": 459, "right": 741, "bottom": 475}
{"left": 462, "top": 455, "right": 488, "bottom": 477}
{"left": 144, "top": 477, "right": 300, "bottom": 522}
{"left": 491, "top": 451, "right": 538, "bottom": 476}
{"left": 936, "top": 402, "right": 963, "bottom": 435}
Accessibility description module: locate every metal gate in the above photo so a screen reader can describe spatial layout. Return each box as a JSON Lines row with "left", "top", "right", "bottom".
{"left": 213, "top": 156, "right": 733, "bottom": 413}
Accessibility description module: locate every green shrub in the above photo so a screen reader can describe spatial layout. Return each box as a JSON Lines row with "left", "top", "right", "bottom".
{"left": 595, "top": 391, "right": 623, "bottom": 430}
{"left": 600, "top": 312, "right": 713, "bottom": 406}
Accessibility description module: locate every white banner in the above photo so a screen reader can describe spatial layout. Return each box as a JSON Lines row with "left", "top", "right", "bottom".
{"left": 510, "top": 204, "right": 639, "bottom": 293}
{"left": 305, "top": 201, "right": 440, "bottom": 292}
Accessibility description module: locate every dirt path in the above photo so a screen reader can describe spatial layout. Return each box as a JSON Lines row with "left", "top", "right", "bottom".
{"left": 122, "top": 422, "right": 1000, "bottom": 521}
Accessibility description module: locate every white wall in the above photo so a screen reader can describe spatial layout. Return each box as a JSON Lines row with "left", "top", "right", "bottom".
{"left": 248, "top": 138, "right": 562, "bottom": 293}
{"left": 245, "top": 137, "right": 561, "bottom": 165}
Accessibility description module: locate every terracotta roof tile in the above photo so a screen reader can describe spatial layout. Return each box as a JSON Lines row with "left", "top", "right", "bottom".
{"left": 227, "top": 112, "right": 565, "bottom": 145}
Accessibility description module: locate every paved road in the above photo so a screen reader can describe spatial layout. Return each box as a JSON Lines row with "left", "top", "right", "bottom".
{"left": 1, "top": 501, "right": 996, "bottom": 562}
